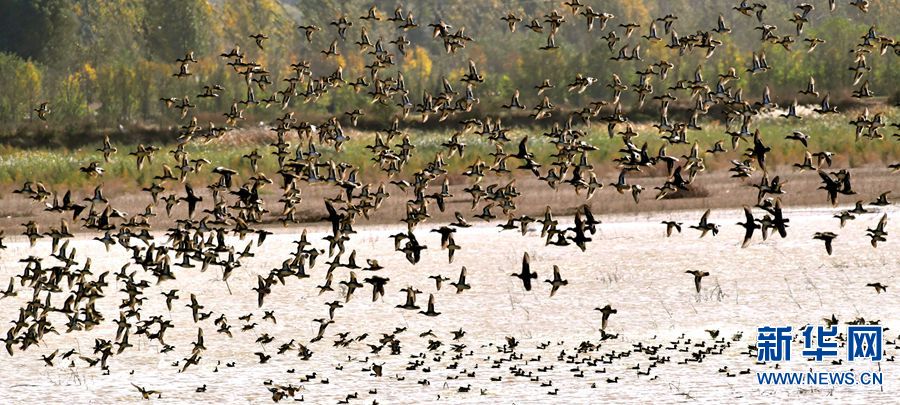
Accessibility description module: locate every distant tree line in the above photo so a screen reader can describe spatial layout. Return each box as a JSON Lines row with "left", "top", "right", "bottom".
{"left": 0, "top": 0, "right": 897, "bottom": 137}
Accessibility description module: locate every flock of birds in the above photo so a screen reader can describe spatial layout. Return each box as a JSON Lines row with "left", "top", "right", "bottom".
{"left": 4, "top": 0, "right": 900, "bottom": 401}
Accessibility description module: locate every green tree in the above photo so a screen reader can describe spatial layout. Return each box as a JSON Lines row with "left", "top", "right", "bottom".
{"left": 0, "top": 52, "right": 43, "bottom": 125}
{"left": 143, "top": 0, "right": 214, "bottom": 62}
{"left": 0, "top": 0, "right": 79, "bottom": 69}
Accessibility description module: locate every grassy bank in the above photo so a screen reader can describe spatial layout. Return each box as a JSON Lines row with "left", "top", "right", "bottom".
{"left": 1, "top": 107, "right": 898, "bottom": 193}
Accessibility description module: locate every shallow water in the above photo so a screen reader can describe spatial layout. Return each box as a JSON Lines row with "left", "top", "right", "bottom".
{"left": 0, "top": 205, "right": 897, "bottom": 403}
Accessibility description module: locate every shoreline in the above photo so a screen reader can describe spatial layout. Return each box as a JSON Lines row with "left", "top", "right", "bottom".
{"left": 0, "top": 196, "right": 891, "bottom": 243}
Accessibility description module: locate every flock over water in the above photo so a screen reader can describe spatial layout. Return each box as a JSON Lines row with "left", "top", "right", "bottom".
{"left": 2, "top": 0, "right": 899, "bottom": 402}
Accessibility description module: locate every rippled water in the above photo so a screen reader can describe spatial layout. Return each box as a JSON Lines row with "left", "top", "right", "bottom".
{"left": 0, "top": 206, "right": 897, "bottom": 403}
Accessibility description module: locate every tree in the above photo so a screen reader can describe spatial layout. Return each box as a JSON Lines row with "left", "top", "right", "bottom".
{"left": 0, "top": 52, "right": 43, "bottom": 124}
{"left": 75, "top": 0, "right": 147, "bottom": 65}
{"left": 0, "top": 0, "right": 79, "bottom": 69}
{"left": 143, "top": 0, "right": 214, "bottom": 62}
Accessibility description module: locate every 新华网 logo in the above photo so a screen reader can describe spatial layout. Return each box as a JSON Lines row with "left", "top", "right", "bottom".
{"left": 757, "top": 325, "right": 882, "bottom": 362}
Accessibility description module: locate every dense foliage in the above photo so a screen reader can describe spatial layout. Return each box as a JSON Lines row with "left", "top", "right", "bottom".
{"left": 0, "top": 0, "right": 897, "bottom": 135}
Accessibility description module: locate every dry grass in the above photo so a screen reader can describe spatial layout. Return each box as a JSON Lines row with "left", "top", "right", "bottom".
{"left": 0, "top": 108, "right": 898, "bottom": 234}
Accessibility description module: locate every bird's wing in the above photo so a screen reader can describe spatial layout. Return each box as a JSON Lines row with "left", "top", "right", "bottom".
{"left": 522, "top": 252, "right": 530, "bottom": 275}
